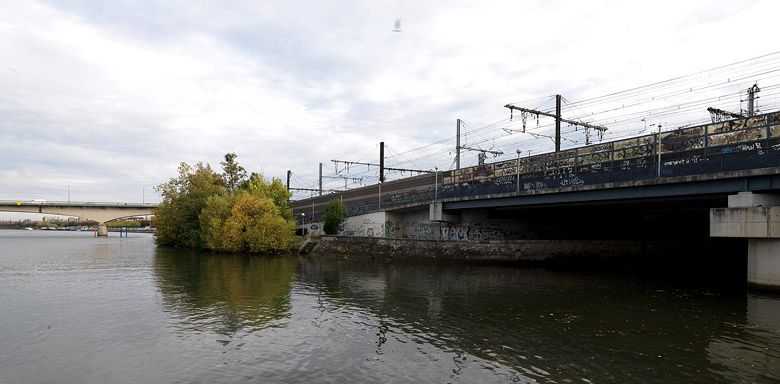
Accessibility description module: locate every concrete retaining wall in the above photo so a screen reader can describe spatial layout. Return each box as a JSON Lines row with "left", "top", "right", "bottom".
{"left": 342, "top": 211, "right": 402, "bottom": 238}
{"left": 310, "top": 235, "right": 690, "bottom": 264}
{"left": 342, "top": 208, "right": 531, "bottom": 242}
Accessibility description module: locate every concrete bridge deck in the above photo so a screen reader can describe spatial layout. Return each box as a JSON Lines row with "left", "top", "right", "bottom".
{"left": 0, "top": 200, "right": 157, "bottom": 236}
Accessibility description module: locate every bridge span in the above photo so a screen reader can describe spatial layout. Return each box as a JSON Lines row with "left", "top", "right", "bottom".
{"left": 0, "top": 200, "right": 157, "bottom": 236}
{"left": 292, "top": 110, "right": 780, "bottom": 288}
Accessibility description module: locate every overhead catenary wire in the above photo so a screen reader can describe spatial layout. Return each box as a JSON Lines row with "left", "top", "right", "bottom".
{"left": 294, "top": 52, "right": 780, "bottom": 191}
{"left": 565, "top": 51, "right": 780, "bottom": 108}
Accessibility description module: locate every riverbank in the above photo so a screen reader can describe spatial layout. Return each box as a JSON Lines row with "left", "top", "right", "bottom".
{"left": 310, "top": 235, "right": 664, "bottom": 262}
{"left": 308, "top": 235, "right": 747, "bottom": 278}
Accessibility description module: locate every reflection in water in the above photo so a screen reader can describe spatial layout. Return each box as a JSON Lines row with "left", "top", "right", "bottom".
{"left": 154, "top": 248, "right": 296, "bottom": 335}
{"left": 708, "top": 294, "right": 780, "bottom": 382}
{"left": 300, "top": 257, "right": 780, "bottom": 383}
{"left": 1, "top": 231, "right": 778, "bottom": 383}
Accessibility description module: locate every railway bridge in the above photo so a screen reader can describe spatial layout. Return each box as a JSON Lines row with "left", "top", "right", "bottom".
{"left": 293, "top": 111, "right": 780, "bottom": 288}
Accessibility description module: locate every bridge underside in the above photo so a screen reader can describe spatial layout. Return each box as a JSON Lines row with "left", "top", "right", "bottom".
{"left": 316, "top": 193, "right": 746, "bottom": 289}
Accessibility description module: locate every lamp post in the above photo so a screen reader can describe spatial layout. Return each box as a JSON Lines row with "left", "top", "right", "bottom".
{"left": 434, "top": 167, "right": 438, "bottom": 201}
{"left": 516, "top": 148, "right": 522, "bottom": 193}
{"left": 301, "top": 212, "right": 306, "bottom": 236}
{"left": 657, "top": 124, "right": 663, "bottom": 178}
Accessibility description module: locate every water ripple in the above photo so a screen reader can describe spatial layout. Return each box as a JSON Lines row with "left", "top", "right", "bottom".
{"left": 1, "top": 231, "right": 779, "bottom": 383}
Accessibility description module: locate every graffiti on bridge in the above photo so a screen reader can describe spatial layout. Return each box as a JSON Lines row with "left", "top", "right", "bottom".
{"left": 440, "top": 225, "right": 469, "bottom": 241}
{"left": 438, "top": 224, "right": 507, "bottom": 241}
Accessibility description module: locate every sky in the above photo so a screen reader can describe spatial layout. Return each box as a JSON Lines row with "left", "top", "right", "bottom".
{"left": 1, "top": 0, "right": 779, "bottom": 208}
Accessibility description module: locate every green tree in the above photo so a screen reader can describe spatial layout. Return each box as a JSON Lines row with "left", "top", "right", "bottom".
{"left": 323, "top": 198, "right": 347, "bottom": 234}
{"left": 154, "top": 156, "right": 294, "bottom": 253}
{"left": 106, "top": 220, "right": 141, "bottom": 228}
{"left": 154, "top": 162, "right": 225, "bottom": 248}
{"left": 36, "top": 220, "right": 58, "bottom": 228}
{"left": 221, "top": 152, "right": 247, "bottom": 191}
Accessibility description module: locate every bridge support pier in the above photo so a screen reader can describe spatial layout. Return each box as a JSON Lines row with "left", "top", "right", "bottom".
{"left": 429, "top": 202, "right": 459, "bottom": 223}
{"left": 747, "top": 239, "right": 780, "bottom": 288}
{"left": 96, "top": 222, "right": 108, "bottom": 237}
{"left": 711, "top": 192, "right": 780, "bottom": 290}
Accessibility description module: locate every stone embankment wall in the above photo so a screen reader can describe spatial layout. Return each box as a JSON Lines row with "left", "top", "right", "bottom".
{"left": 309, "top": 235, "right": 689, "bottom": 264}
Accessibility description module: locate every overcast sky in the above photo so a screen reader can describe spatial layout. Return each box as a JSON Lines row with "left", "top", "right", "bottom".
{"left": 1, "top": 0, "right": 779, "bottom": 207}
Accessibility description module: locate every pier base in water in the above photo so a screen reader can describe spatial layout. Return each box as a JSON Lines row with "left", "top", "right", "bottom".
{"left": 96, "top": 223, "right": 108, "bottom": 237}
{"left": 748, "top": 239, "right": 780, "bottom": 290}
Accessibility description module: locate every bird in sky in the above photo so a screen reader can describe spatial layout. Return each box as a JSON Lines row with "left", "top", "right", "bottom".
{"left": 393, "top": 18, "right": 402, "bottom": 32}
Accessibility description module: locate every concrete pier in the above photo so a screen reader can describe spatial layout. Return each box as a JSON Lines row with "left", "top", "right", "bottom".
{"left": 747, "top": 239, "right": 780, "bottom": 288}
{"left": 711, "top": 192, "right": 780, "bottom": 289}
{"left": 96, "top": 223, "right": 108, "bottom": 237}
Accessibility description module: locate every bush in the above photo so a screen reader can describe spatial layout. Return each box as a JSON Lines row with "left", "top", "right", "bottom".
{"left": 323, "top": 198, "right": 347, "bottom": 234}
{"left": 154, "top": 156, "right": 295, "bottom": 253}
{"left": 106, "top": 220, "right": 141, "bottom": 228}
{"left": 199, "top": 191, "right": 295, "bottom": 253}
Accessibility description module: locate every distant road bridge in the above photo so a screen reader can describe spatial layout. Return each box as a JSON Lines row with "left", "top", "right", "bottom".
{"left": 0, "top": 200, "right": 157, "bottom": 236}
{"left": 292, "top": 110, "right": 780, "bottom": 288}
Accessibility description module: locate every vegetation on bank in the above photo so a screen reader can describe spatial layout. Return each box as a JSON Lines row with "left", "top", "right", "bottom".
{"left": 153, "top": 153, "right": 295, "bottom": 253}
{"left": 36, "top": 221, "right": 59, "bottom": 229}
{"left": 323, "top": 198, "right": 347, "bottom": 234}
{"left": 0, "top": 219, "right": 150, "bottom": 230}
{"left": 106, "top": 220, "right": 149, "bottom": 228}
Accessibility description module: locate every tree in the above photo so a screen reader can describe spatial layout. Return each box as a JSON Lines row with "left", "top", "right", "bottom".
{"left": 199, "top": 191, "right": 295, "bottom": 252}
{"left": 154, "top": 155, "right": 294, "bottom": 253}
{"left": 231, "top": 192, "right": 295, "bottom": 252}
{"left": 323, "top": 198, "right": 347, "bottom": 234}
{"left": 241, "top": 172, "right": 293, "bottom": 220}
{"left": 198, "top": 192, "right": 236, "bottom": 251}
{"left": 221, "top": 152, "right": 247, "bottom": 191}
{"left": 154, "top": 162, "right": 225, "bottom": 248}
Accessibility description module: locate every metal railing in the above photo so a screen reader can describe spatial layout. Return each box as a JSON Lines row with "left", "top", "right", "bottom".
{"left": 438, "top": 110, "right": 780, "bottom": 198}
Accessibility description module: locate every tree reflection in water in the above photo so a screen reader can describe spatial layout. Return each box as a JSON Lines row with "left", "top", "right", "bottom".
{"left": 153, "top": 247, "right": 296, "bottom": 335}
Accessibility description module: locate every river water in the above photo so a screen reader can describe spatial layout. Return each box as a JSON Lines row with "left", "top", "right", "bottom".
{"left": 0, "top": 230, "right": 778, "bottom": 383}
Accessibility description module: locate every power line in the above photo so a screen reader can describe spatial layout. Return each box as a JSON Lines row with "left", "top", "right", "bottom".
{"left": 293, "top": 53, "right": 780, "bottom": 192}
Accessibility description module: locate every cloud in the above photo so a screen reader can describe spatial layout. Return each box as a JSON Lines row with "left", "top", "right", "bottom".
{"left": 0, "top": 0, "right": 778, "bottom": 205}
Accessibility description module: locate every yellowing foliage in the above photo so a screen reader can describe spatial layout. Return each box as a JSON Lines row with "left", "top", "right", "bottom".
{"left": 155, "top": 155, "right": 295, "bottom": 253}
{"left": 200, "top": 191, "right": 295, "bottom": 253}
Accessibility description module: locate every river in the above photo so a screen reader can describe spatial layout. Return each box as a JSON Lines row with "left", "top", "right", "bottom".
{"left": 0, "top": 229, "right": 778, "bottom": 383}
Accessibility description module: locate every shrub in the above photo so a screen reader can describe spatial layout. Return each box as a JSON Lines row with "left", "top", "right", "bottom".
{"left": 200, "top": 191, "right": 295, "bottom": 253}
{"left": 323, "top": 198, "right": 347, "bottom": 234}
